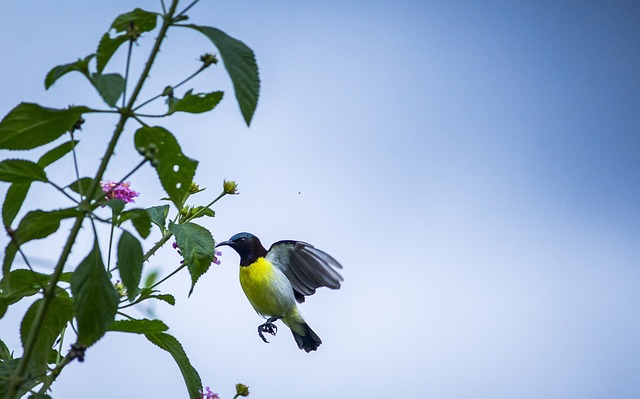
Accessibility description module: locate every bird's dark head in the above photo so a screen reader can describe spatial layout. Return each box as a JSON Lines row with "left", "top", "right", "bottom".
{"left": 216, "top": 232, "right": 267, "bottom": 266}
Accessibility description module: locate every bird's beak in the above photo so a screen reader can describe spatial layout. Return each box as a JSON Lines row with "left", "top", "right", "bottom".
{"left": 215, "top": 240, "right": 231, "bottom": 248}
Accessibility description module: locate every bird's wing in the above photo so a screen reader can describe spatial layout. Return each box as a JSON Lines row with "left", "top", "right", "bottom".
{"left": 266, "top": 240, "right": 343, "bottom": 301}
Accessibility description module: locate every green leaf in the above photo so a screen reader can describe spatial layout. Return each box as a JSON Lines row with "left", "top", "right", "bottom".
{"left": 187, "top": 25, "right": 260, "bottom": 126}
{"left": 117, "top": 230, "right": 144, "bottom": 301}
{"left": 109, "top": 318, "right": 168, "bottom": 334}
{"left": 0, "top": 358, "right": 37, "bottom": 398}
{"left": 0, "top": 338, "right": 11, "bottom": 361}
{"left": 169, "top": 222, "right": 215, "bottom": 296}
{"left": 37, "top": 140, "right": 79, "bottom": 168}
{"left": 0, "top": 160, "right": 47, "bottom": 183}
{"left": 0, "top": 103, "right": 90, "bottom": 150}
{"left": 146, "top": 205, "right": 170, "bottom": 234}
{"left": 4, "top": 208, "right": 78, "bottom": 281}
{"left": 20, "top": 292, "right": 73, "bottom": 375}
{"left": 2, "top": 182, "right": 31, "bottom": 226}
{"left": 97, "top": 33, "right": 129, "bottom": 73}
{"left": 111, "top": 8, "right": 158, "bottom": 34}
{"left": 91, "top": 73, "right": 125, "bottom": 107}
{"left": 67, "top": 177, "right": 106, "bottom": 201}
{"left": 145, "top": 332, "right": 202, "bottom": 399}
{"left": 44, "top": 54, "right": 94, "bottom": 89}
{"left": 29, "top": 393, "right": 52, "bottom": 399}
{"left": 168, "top": 89, "right": 224, "bottom": 115}
{"left": 188, "top": 206, "right": 215, "bottom": 220}
{"left": 119, "top": 209, "right": 151, "bottom": 239}
{"left": 134, "top": 126, "right": 198, "bottom": 209}
{"left": 70, "top": 240, "right": 119, "bottom": 347}
{"left": 0, "top": 269, "right": 49, "bottom": 318}
{"left": 12, "top": 208, "right": 79, "bottom": 246}
{"left": 148, "top": 293, "right": 175, "bottom": 306}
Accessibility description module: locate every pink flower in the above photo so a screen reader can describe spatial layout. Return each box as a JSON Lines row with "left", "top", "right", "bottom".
{"left": 214, "top": 251, "right": 222, "bottom": 265}
{"left": 100, "top": 180, "right": 139, "bottom": 203}
{"left": 197, "top": 387, "right": 220, "bottom": 399}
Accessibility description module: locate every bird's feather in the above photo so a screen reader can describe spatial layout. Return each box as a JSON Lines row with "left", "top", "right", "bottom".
{"left": 266, "top": 241, "right": 343, "bottom": 301}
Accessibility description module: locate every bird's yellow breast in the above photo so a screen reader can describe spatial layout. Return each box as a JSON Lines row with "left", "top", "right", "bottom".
{"left": 239, "top": 257, "right": 295, "bottom": 318}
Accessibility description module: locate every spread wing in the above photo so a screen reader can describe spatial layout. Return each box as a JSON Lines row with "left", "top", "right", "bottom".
{"left": 266, "top": 240, "right": 343, "bottom": 303}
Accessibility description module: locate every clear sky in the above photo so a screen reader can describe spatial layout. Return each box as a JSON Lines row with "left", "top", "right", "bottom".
{"left": 1, "top": 1, "right": 639, "bottom": 398}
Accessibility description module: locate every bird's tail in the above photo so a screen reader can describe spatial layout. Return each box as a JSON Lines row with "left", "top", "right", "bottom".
{"left": 290, "top": 322, "right": 322, "bottom": 352}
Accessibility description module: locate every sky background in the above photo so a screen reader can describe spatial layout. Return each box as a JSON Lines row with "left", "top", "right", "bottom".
{"left": 1, "top": 1, "right": 639, "bottom": 398}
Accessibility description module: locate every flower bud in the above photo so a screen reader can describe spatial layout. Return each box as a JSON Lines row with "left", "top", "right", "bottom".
{"left": 223, "top": 179, "right": 238, "bottom": 195}
{"left": 235, "top": 383, "right": 250, "bottom": 397}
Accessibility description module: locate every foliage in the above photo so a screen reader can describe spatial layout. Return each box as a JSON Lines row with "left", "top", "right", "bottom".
{"left": 0, "top": 1, "right": 257, "bottom": 398}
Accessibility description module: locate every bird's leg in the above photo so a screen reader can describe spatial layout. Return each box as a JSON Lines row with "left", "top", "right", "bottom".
{"left": 257, "top": 316, "right": 281, "bottom": 343}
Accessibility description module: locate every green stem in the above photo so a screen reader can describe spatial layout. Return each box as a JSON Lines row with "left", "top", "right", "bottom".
{"left": 107, "top": 209, "right": 116, "bottom": 270}
{"left": 133, "top": 64, "right": 207, "bottom": 112}
{"left": 48, "top": 181, "right": 80, "bottom": 204}
{"left": 4, "top": 2, "right": 181, "bottom": 398}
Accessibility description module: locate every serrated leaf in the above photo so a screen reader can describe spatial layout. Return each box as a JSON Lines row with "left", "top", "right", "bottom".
{"left": 110, "top": 318, "right": 168, "bottom": 334}
{"left": 0, "top": 338, "right": 11, "bottom": 361}
{"left": 0, "top": 103, "right": 90, "bottom": 150}
{"left": 0, "top": 160, "right": 47, "bottom": 183}
{"left": 146, "top": 205, "right": 170, "bottom": 234}
{"left": 167, "top": 89, "right": 223, "bottom": 115}
{"left": 188, "top": 206, "right": 215, "bottom": 220}
{"left": 148, "top": 293, "right": 175, "bottom": 306}
{"left": 12, "top": 208, "right": 79, "bottom": 246}
{"left": 0, "top": 358, "right": 37, "bottom": 398}
{"left": 134, "top": 126, "right": 197, "bottom": 209}
{"left": 37, "top": 140, "right": 79, "bottom": 168}
{"left": 119, "top": 209, "right": 151, "bottom": 239}
{"left": 91, "top": 73, "right": 125, "bottom": 107}
{"left": 145, "top": 332, "right": 202, "bottom": 399}
{"left": 44, "top": 54, "right": 94, "bottom": 89}
{"left": 70, "top": 240, "right": 119, "bottom": 347}
{"left": 169, "top": 222, "right": 215, "bottom": 296}
{"left": 20, "top": 292, "right": 73, "bottom": 375}
{"left": 0, "top": 269, "right": 49, "bottom": 318}
{"left": 2, "top": 182, "right": 30, "bottom": 226}
{"left": 97, "top": 33, "right": 129, "bottom": 73}
{"left": 111, "top": 8, "right": 158, "bottom": 33}
{"left": 117, "top": 230, "right": 144, "bottom": 301}
{"left": 186, "top": 25, "right": 260, "bottom": 126}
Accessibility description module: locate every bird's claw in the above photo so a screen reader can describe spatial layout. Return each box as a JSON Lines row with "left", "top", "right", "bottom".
{"left": 257, "top": 318, "right": 279, "bottom": 343}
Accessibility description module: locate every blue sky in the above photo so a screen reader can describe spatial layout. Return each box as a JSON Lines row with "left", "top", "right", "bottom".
{"left": 1, "top": 1, "right": 639, "bottom": 398}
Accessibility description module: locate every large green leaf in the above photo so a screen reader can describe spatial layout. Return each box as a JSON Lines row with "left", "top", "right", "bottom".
{"left": 111, "top": 8, "right": 158, "bottom": 34}
{"left": 145, "top": 332, "right": 202, "bottom": 399}
{"left": 91, "top": 73, "right": 125, "bottom": 107}
{"left": 12, "top": 208, "right": 79, "bottom": 245}
{"left": 169, "top": 222, "right": 215, "bottom": 296}
{"left": 0, "top": 103, "right": 90, "bottom": 150}
{"left": 0, "top": 160, "right": 47, "bottom": 183}
{"left": 2, "top": 182, "right": 30, "bottom": 226}
{"left": 3, "top": 207, "right": 79, "bottom": 278}
{"left": 70, "top": 241, "right": 119, "bottom": 347}
{"left": 37, "top": 140, "right": 79, "bottom": 168}
{"left": 0, "top": 269, "right": 50, "bottom": 318}
{"left": 109, "top": 319, "right": 168, "bottom": 334}
{"left": 134, "top": 126, "right": 197, "bottom": 209}
{"left": 117, "top": 230, "right": 144, "bottom": 301}
{"left": 185, "top": 25, "right": 260, "bottom": 126}
{"left": 44, "top": 55, "right": 94, "bottom": 89}
{"left": 96, "top": 33, "right": 129, "bottom": 73}
{"left": 146, "top": 204, "right": 170, "bottom": 234}
{"left": 167, "top": 89, "right": 224, "bottom": 115}
{"left": 20, "top": 291, "right": 73, "bottom": 375}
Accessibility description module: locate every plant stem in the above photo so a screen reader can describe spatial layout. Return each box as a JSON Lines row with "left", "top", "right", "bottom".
{"left": 133, "top": 64, "right": 207, "bottom": 112}
{"left": 3, "top": 2, "right": 181, "bottom": 398}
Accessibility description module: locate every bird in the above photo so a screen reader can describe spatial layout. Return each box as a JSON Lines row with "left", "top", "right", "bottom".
{"left": 215, "top": 232, "right": 343, "bottom": 352}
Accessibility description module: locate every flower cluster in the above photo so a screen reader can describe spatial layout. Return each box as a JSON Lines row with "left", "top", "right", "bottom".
{"left": 100, "top": 180, "right": 139, "bottom": 203}
{"left": 197, "top": 386, "right": 220, "bottom": 399}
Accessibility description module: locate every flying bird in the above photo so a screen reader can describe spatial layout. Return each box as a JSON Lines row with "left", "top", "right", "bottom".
{"left": 216, "top": 232, "right": 343, "bottom": 352}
